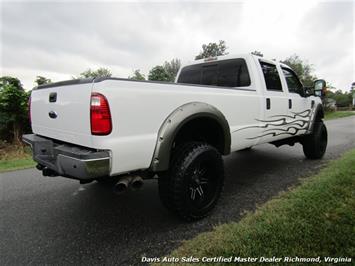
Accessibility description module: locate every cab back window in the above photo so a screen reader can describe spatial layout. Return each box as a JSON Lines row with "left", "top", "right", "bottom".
{"left": 177, "top": 59, "right": 251, "bottom": 87}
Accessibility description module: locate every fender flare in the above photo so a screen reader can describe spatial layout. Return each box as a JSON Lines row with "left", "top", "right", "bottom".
{"left": 308, "top": 104, "right": 324, "bottom": 133}
{"left": 150, "top": 102, "right": 231, "bottom": 172}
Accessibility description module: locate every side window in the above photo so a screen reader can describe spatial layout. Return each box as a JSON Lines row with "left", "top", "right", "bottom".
{"left": 218, "top": 59, "right": 251, "bottom": 87}
{"left": 260, "top": 61, "right": 283, "bottom": 91}
{"left": 282, "top": 68, "right": 303, "bottom": 93}
{"left": 177, "top": 59, "right": 251, "bottom": 87}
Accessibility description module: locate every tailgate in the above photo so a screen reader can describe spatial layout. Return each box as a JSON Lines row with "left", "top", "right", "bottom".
{"left": 31, "top": 80, "right": 94, "bottom": 147}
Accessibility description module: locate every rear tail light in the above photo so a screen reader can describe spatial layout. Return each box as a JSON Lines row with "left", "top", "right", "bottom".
{"left": 90, "top": 93, "right": 112, "bottom": 135}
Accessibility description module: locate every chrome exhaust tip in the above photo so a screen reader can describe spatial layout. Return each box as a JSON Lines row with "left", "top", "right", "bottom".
{"left": 113, "top": 176, "right": 130, "bottom": 194}
{"left": 113, "top": 175, "right": 144, "bottom": 194}
{"left": 131, "top": 176, "right": 144, "bottom": 191}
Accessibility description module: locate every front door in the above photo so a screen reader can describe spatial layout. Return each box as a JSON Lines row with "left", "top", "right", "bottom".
{"left": 281, "top": 67, "right": 312, "bottom": 137}
{"left": 257, "top": 60, "right": 290, "bottom": 144}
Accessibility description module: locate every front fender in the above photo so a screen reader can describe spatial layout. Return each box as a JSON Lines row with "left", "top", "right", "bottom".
{"left": 308, "top": 104, "right": 324, "bottom": 134}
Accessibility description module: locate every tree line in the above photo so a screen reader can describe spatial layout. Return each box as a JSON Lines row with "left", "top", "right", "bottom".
{"left": 1, "top": 40, "right": 353, "bottom": 145}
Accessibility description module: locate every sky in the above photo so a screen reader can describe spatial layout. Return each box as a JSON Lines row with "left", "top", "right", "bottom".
{"left": 0, "top": 0, "right": 354, "bottom": 91}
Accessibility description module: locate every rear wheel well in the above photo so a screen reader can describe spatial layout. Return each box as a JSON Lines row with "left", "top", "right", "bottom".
{"left": 173, "top": 117, "right": 226, "bottom": 155}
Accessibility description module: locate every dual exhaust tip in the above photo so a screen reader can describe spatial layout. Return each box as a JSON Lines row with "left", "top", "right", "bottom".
{"left": 114, "top": 175, "right": 144, "bottom": 194}
{"left": 37, "top": 163, "right": 144, "bottom": 194}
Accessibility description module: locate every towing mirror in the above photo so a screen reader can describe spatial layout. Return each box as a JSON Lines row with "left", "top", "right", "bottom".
{"left": 314, "top": 79, "right": 326, "bottom": 98}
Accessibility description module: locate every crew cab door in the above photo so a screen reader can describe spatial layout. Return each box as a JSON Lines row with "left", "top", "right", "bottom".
{"left": 280, "top": 66, "right": 312, "bottom": 136}
{"left": 257, "top": 60, "right": 290, "bottom": 143}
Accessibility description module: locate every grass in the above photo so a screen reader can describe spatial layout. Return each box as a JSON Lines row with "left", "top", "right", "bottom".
{"left": 0, "top": 142, "right": 35, "bottom": 173}
{"left": 158, "top": 149, "right": 355, "bottom": 265}
{"left": 324, "top": 111, "right": 355, "bottom": 120}
{"left": 0, "top": 156, "right": 35, "bottom": 173}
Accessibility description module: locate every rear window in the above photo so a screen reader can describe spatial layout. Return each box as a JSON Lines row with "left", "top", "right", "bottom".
{"left": 177, "top": 59, "right": 251, "bottom": 87}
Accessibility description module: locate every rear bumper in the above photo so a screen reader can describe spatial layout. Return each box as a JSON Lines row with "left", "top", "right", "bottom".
{"left": 22, "top": 134, "right": 111, "bottom": 180}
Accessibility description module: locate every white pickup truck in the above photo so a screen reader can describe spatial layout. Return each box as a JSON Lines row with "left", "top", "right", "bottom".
{"left": 23, "top": 54, "right": 328, "bottom": 220}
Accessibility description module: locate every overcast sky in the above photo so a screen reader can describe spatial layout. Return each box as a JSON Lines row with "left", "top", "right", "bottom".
{"left": 1, "top": 0, "right": 354, "bottom": 91}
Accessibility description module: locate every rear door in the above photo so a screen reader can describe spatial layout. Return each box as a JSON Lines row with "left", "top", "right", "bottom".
{"left": 178, "top": 57, "right": 263, "bottom": 149}
{"left": 31, "top": 81, "right": 94, "bottom": 147}
{"left": 257, "top": 60, "right": 290, "bottom": 143}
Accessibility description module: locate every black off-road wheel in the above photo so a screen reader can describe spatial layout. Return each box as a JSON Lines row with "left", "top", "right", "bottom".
{"left": 158, "top": 142, "right": 224, "bottom": 221}
{"left": 302, "top": 120, "right": 328, "bottom": 159}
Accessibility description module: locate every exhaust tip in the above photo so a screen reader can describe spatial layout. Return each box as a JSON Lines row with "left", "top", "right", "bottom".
{"left": 113, "top": 179, "right": 129, "bottom": 194}
{"left": 131, "top": 176, "right": 144, "bottom": 191}
{"left": 113, "top": 176, "right": 144, "bottom": 194}
{"left": 131, "top": 180, "right": 143, "bottom": 190}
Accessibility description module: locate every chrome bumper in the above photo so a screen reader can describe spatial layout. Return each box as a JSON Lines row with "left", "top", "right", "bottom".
{"left": 22, "top": 134, "right": 110, "bottom": 180}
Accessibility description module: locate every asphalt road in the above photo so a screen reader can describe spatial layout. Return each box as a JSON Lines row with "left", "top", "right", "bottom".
{"left": 1, "top": 116, "right": 354, "bottom": 265}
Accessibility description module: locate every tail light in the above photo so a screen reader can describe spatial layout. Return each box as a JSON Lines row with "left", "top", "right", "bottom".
{"left": 90, "top": 93, "right": 112, "bottom": 135}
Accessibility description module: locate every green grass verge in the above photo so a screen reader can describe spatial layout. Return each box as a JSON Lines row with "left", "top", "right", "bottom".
{"left": 324, "top": 111, "right": 355, "bottom": 120}
{"left": 158, "top": 149, "right": 355, "bottom": 265}
{"left": 0, "top": 156, "right": 35, "bottom": 173}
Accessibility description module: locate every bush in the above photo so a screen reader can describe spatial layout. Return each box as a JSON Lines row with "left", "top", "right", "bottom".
{"left": 0, "top": 76, "right": 31, "bottom": 143}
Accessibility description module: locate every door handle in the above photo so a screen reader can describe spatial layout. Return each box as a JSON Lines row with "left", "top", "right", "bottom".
{"left": 48, "top": 111, "right": 57, "bottom": 119}
{"left": 49, "top": 92, "right": 57, "bottom": 103}
{"left": 266, "top": 98, "right": 271, "bottom": 110}
{"left": 289, "top": 99, "right": 292, "bottom": 109}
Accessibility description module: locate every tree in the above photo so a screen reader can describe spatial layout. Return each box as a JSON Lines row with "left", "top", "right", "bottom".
{"left": 281, "top": 55, "right": 317, "bottom": 87}
{"left": 143, "top": 58, "right": 181, "bottom": 82}
{"left": 195, "top": 40, "right": 228, "bottom": 60}
{"left": 0, "top": 76, "right": 30, "bottom": 144}
{"left": 0, "top": 76, "right": 22, "bottom": 89}
{"left": 128, "top": 69, "right": 145, "bottom": 81}
{"left": 79, "top": 68, "right": 112, "bottom": 79}
{"left": 148, "top": 66, "right": 171, "bottom": 81}
{"left": 251, "top": 50, "right": 263, "bottom": 57}
{"left": 35, "top": 76, "right": 51, "bottom": 86}
{"left": 327, "top": 90, "right": 353, "bottom": 107}
{"left": 163, "top": 58, "right": 181, "bottom": 82}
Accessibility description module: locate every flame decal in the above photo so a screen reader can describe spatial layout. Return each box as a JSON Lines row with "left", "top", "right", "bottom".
{"left": 233, "top": 109, "right": 313, "bottom": 139}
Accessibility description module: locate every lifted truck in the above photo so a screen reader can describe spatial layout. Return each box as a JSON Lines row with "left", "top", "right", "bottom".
{"left": 23, "top": 54, "right": 328, "bottom": 220}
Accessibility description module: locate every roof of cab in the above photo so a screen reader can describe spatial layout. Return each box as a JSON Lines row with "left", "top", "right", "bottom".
{"left": 182, "top": 53, "right": 291, "bottom": 69}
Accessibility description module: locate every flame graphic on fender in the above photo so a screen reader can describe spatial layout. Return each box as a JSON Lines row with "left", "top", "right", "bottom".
{"left": 233, "top": 109, "right": 312, "bottom": 139}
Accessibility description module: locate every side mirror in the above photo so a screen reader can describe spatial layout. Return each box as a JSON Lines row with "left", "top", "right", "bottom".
{"left": 314, "top": 79, "right": 326, "bottom": 98}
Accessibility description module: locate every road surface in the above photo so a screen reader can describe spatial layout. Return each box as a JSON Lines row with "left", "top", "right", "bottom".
{"left": 1, "top": 116, "right": 354, "bottom": 265}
